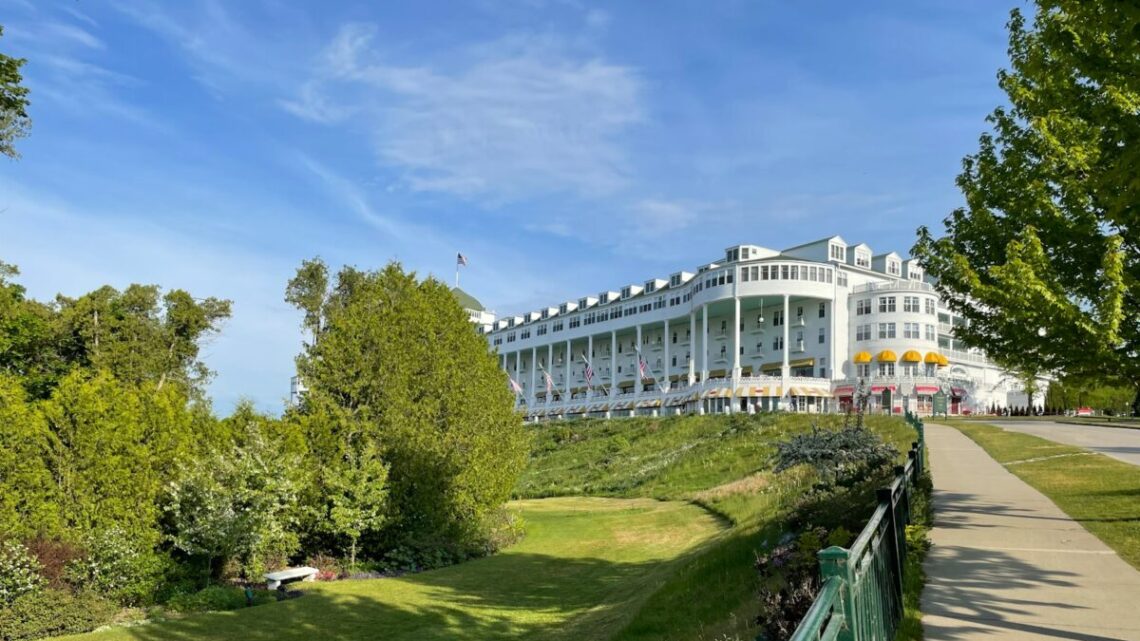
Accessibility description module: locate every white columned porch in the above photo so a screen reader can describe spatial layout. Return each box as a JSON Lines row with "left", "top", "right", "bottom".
{"left": 587, "top": 335, "right": 594, "bottom": 399}
{"left": 663, "top": 318, "right": 671, "bottom": 392}
{"left": 688, "top": 311, "right": 696, "bottom": 385}
{"left": 546, "top": 343, "right": 553, "bottom": 406}
{"left": 609, "top": 330, "right": 617, "bottom": 398}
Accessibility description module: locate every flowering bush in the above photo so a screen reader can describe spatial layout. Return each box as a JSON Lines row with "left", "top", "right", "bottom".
{"left": 64, "top": 528, "right": 165, "bottom": 606}
{"left": 0, "top": 541, "right": 44, "bottom": 605}
{"left": 755, "top": 527, "right": 851, "bottom": 641}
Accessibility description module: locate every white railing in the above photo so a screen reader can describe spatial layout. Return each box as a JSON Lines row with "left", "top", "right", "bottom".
{"left": 943, "top": 349, "right": 990, "bottom": 365}
{"left": 853, "top": 280, "right": 934, "bottom": 294}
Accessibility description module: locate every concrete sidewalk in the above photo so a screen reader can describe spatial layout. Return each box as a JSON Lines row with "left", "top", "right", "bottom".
{"left": 921, "top": 422, "right": 1140, "bottom": 641}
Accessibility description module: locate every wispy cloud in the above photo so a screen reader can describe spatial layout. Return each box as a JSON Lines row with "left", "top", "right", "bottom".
{"left": 286, "top": 24, "right": 644, "bottom": 202}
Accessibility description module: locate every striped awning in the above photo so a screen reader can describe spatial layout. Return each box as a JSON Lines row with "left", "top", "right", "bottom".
{"left": 637, "top": 398, "right": 662, "bottom": 408}
{"left": 877, "top": 350, "right": 898, "bottom": 362}
{"left": 901, "top": 350, "right": 923, "bottom": 363}
{"left": 833, "top": 385, "right": 855, "bottom": 396}
{"left": 915, "top": 385, "right": 941, "bottom": 394}
{"left": 853, "top": 351, "right": 872, "bottom": 364}
{"left": 788, "top": 386, "right": 831, "bottom": 397}
{"left": 735, "top": 385, "right": 773, "bottom": 397}
{"left": 871, "top": 385, "right": 897, "bottom": 393}
{"left": 702, "top": 387, "right": 733, "bottom": 399}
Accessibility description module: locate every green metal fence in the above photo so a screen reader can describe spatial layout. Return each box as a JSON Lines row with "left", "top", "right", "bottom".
{"left": 788, "top": 412, "right": 926, "bottom": 641}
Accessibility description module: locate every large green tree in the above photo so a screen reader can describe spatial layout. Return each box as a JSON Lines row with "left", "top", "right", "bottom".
{"left": 0, "top": 25, "right": 31, "bottom": 159}
{"left": 913, "top": 1, "right": 1140, "bottom": 414}
{"left": 287, "top": 260, "right": 528, "bottom": 561}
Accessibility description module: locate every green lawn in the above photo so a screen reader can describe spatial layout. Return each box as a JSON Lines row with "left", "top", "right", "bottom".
{"left": 63, "top": 497, "right": 723, "bottom": 641}
{"left": 950, "top": 421, "right": 1140, "bottom": 569}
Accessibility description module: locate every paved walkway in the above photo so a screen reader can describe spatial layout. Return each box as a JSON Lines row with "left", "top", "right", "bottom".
{"left": 921, "top": 422, "right": 1140, "bottom": 641}
{"left": 985, "top": 420, "right": 1140, "bottom": 467}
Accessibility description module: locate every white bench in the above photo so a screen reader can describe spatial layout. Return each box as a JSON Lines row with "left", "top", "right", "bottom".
{"left": 264, "top": 566, "right": 319, "bottom": 590}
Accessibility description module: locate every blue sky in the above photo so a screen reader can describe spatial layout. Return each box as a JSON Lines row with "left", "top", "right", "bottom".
{"left": 0, "top": 0, "right": 1013, "bottom": 412}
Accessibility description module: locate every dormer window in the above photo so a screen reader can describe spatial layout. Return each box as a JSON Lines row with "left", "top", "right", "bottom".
{"left": 559, "top": 303, "right": 568, "bottom": 314}
{"left": 887, "top": 260, "right": 901, "bottom": 276}
{"left": 855, "top": 252, "right": 871, "bottom": 268}
{"left": 829, "top": 244, "right": 846, "bottom": 261}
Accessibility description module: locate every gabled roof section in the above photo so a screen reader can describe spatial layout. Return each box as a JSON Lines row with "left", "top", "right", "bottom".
{"left": 450, "top": 287, "right": 484, "bottom": 311}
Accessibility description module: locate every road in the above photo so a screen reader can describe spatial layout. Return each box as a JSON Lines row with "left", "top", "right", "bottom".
{"left": 985, "top": 420, "right": 1140, "bottom": 466}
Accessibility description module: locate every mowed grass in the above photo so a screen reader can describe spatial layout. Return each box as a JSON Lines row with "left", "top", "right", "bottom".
{"left": 950, "top": 421, "right": 1140, "bottom": 570}
{"left": 63, "top": 497, "right": 723, "bottom": 641}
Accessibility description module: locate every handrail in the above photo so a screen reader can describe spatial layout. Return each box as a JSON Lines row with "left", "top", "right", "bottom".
{"left": 788, "top": 412, "right": 926, "bottom": 641}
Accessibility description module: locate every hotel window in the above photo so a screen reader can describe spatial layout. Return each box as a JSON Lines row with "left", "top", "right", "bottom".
{"left": 772, "top": 336, "right": 784, "bottom": 350}
{"left": 719, "top": 345, "right": 727, "bottom": 358}
{"left": 671, "top": 356, "right": 677, "bottom": 367}
{"left": 640, "top": 303, "right": 652, "bottom": 313}
{"left": 818, "top": 327, "right": 826, "bottom": 343}
{"left": 925, "top": 299, "right": 936, "bottom": 315}
{"left": 879, "top": 296, "right": 896, "bottom": 313}
{"left": 925, "top": 324, "right": 935, "bottom": 341}
{"left": 878, "top": 322, "right": 896, "bottom": 339}
{"left": 672, "top": 332, "right": 678, "bottom": 344}
{"left": 755, "top": 342, "right": 763, "bottom": 354}
{"left": 856, "top": 324, "right": 870, "bottom": 341}
{"left": 507, "top": 332, "right": 516, "bottom": 343}
{"left": 598, "top": 310, "right": 608, "bottom": 322}
{"left": 857, "top": 299, "right": 871, "bottom": 315}
{"left": 878, "top": 362, "right": 895, "bottom": 376}
{"left": 819, "top": 302, "right": 826, "bottom": 318}
{"left": 553, "top": 321, "right": 563, "bottom": 332}
{"left": 904, "top": 322, "right": 920, "bottom": 339}
{"left": 856, "top": 252, "right": 870, "bottom": 268}
{"left": 719, "top": 320, "right": 727, "bottom": 335}
{"left": 857, "top": 364, "right": 871, "bottom": 377}
{"left": 741, "top": 268, "right": 749, "bottom": 282}
{"left": 761, "top": 265, "right": 770, "bottom": 280}
{"left": 903, "top": 296, "right": 920, "bottom": 313}
{"left": 583, "top": 312, "right": 595, "bottom": 326}
{"left": 569, "top": 317, "right": 580, "bottom": 329}
{"left": 536, "top": 325, "right": 547, "bottom": 336}
{"left": 686, "top": 329, "right": 691, "bottom": 340}
{"left": 773, "top": 310, "right": 784, "bottom": 326}
{"left": 909, "top": 270, "right": 922, "bottom": 281}
{"left": 796, "top": 305, "right": 804, "bottom": 318}
{"left": 751, "top": 266, "right": 759, "bottom": 281}
{"left": 836, "top": 271, "right": 845, "bottom": 286}
{"left": 830, "top": 244, "right": 845, "bottom": 261}
{"left": 887, "top": 261, "right": 901, "bottom": 276}
{"left": 809, "top": 266, "right": 817, "bottom": 281}
{"left": 781, "top": 265, "right": 790, "bottom": 280}
{"left": 902, "top": 363, "right": 917, "bottom": 376}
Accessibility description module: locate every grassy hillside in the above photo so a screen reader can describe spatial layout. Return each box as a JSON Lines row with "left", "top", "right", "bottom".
{"left": 520, "top": 413, "right": 919, "bottom": 641}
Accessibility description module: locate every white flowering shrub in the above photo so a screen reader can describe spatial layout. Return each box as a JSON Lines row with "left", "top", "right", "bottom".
{"left": 0, "top": 541, "right": 44, "bottom": 605}
{"left": 64, "top": 528, "right": 164, "bottom": 606}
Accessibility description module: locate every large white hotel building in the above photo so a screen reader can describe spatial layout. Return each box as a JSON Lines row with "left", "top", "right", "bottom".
{"left": 473, "top": 236, "right": 1036, "bottom": 420}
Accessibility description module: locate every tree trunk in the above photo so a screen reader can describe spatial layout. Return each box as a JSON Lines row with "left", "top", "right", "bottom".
{"left": 1131, "top": 387, "right": 1140, "bottom": 418}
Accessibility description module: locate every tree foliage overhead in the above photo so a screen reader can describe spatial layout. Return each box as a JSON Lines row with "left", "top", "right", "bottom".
{"left": 288, "top": 259, "right": 528, "bottom": 559}
{"left": 0, "top": 25, "right": 31, "bottom": 159}
{"left": 913, "top": 1, "right": 1140, "bottom": 412}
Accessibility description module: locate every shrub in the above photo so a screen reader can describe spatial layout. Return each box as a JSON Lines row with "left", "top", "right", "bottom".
{"left": 23, "top": 538, "right": 82, "bottom": 590}
{"left": 774, "top": 425, "right": 898, "bottom": 488}
{"left": 754, "top": 528, "right": 836, "bottom": 641}
{"left": 165, "top": 585, "right": 273, "bottom": 613}
{"left": 65, "top": 527, "right": 166, "bottom": 606}
{"left": 0, "top": 589, "right": 117, "bottom": 641}
{"left": 0, "top": 541, "right": 43, "bottom": 605}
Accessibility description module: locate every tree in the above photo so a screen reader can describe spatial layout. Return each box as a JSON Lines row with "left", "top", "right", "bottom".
{"left": 0, "top": 26, "right": 31, "bottom": 159}
{"left": 287, "top": 260, "right": 528, "bottom": 562}
{"left": 0, "top": 262, "right": 69, "bottom": 399}
{"left": 164, "top": 409, "right": 305, "bottom": 578}
{"left": 326, "top": 439, "right": 388, "bottom": 568}
{"left": 913, "top": 2, "right": 1140, "bottom": 415}
{"left": 0, "top": 375, "right": 58, "bottom": 539}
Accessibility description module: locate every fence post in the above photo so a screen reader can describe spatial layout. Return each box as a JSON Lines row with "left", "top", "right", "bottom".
{"left": 877, "top": 486, "right": 905, "bottom": 612}
{"left": 819, "top": 546, "right": 857, "bottom": 641}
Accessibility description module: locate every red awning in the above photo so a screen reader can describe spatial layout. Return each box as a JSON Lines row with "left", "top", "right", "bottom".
{"left": 951, "top": 387, "right": 967, "bottom": 397}
{"left": 915, "top": 385, "right": 940, "bottom": 394}
{"left": 833, "top": 385, "right": 854, "bottom": 396}
{"left": 871, "top": 385, "right": 897, "bottom": 393}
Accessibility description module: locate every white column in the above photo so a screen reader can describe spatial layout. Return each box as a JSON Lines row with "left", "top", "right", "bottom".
{"left": 732, "top": 296, "right": 742, "bottom": 380}
{"left": 547, "top": 343, "right": 554, "bottom": 405}
{"left": 688, "top": 311, "right": 696, "bottom": 385}
{"left": 663, "top": 318, "right": 671, "bottom": 392}
{"left": 502, "top": 352, "right": 507, "bottom": 371}
{"left": 514, "top": 351, "right": 521, "bottom": 408}
{"left": 701, "top": 304, "right": 709, "bottom": 382}
{"left": 610, "top": 330, "right": 617, "bottom": 398}
{"left": 529, "top": 346, "right": 537, "bottom": 406}
{"left": 565, "top": 339, "right": 572, "bottom": 399}
{"left": 783, "top": 294, "right": 791, "bottom": 411}
{"left": 635, "top": 324, "right": 643, "bottom": 412}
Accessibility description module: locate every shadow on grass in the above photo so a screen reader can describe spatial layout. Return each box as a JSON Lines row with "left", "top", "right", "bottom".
{"left": 112, "top": 553, "right": 678, "bottom": 641}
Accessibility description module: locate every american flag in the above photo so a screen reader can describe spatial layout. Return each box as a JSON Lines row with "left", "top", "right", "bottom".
{"left": 457, "top": 252, "right": 468, "bottom": 267}
{"left": 582, "top": 354, "right": 595, "bottom": 387}
{"left": 508, "top": 377, "right": 523, "bottom": 394}
{"left": 638, "top": 354, "right": 649, "bottom": 381}
{"left": 544, "top": 370, "right": 555, "bottom": 394}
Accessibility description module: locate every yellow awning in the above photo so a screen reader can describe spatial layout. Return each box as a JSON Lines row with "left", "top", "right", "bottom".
{"left": 901, "top": 350, "right": 923, "bottom": 363}
{"left": 877, "top": 350, "right": 898, "bottom": 362}
{"left": 924, "top": 351, "right": 942, "bottom": 364}
{"left": 938, "top": 354, "right": 949, "bottom": 367}
{"left": 853, "top": 351, "right": 872, "bottom": 364}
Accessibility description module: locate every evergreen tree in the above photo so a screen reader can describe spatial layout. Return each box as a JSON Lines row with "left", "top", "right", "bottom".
{"left": 287, "top": 260, "right": 528, "bottom": 561}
